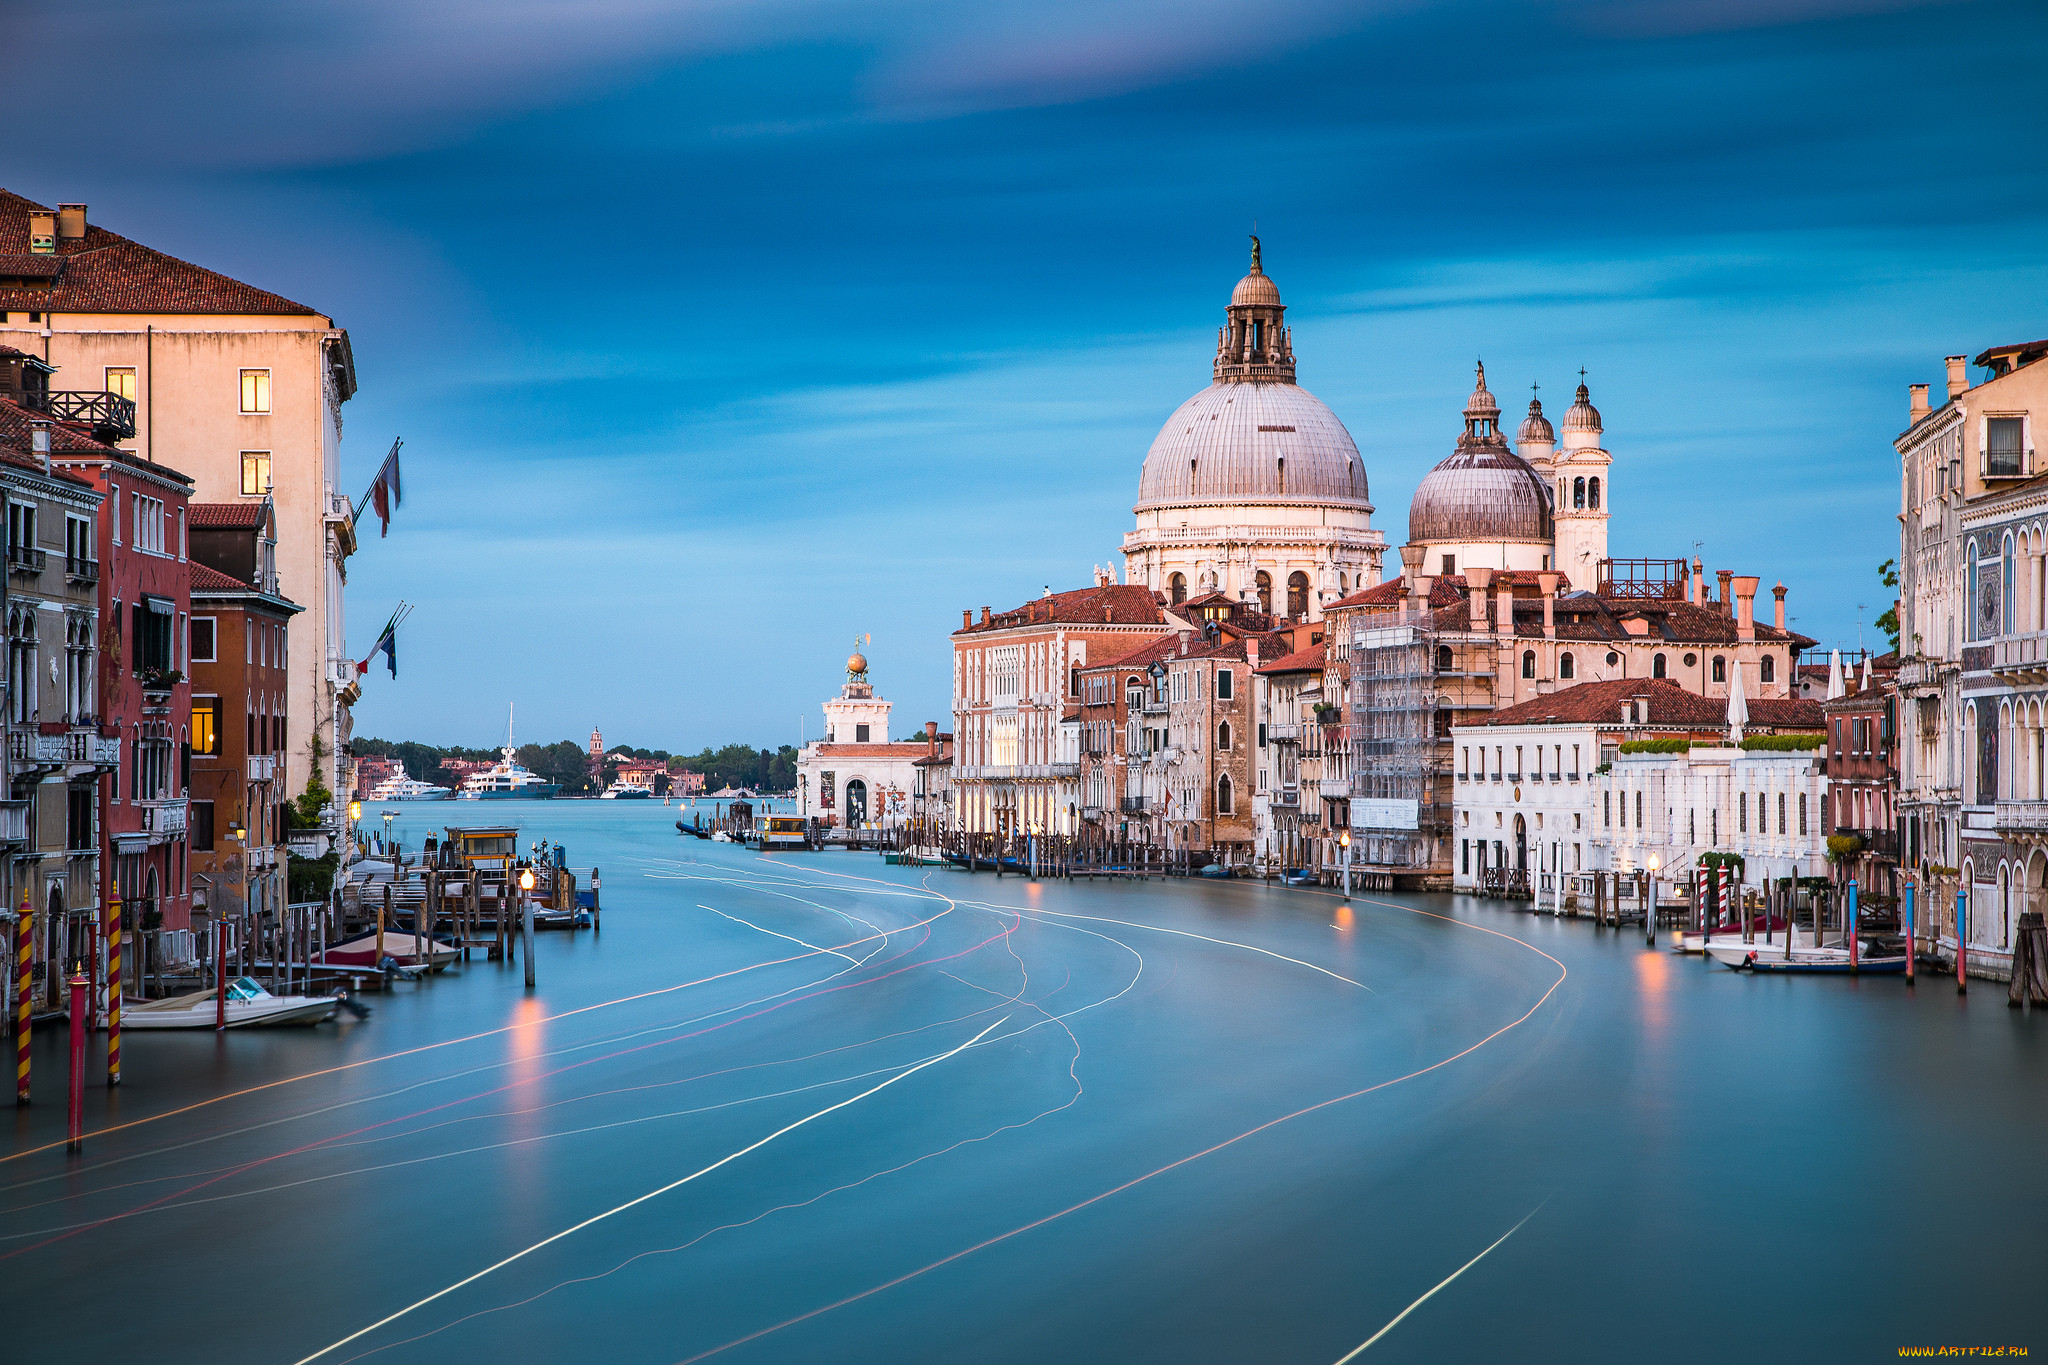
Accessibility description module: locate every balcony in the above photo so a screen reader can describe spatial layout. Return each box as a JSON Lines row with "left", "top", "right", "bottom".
{"left": 1119, "top": 796, "right": 1147, "bottom": 814}
{"left": 0, "top": 801, "right": 25, "bottom": 845}
{"left": 20, "top": 389, "right": 137, "bottom": 441}
{"left": 248, "top": 754, "right": 277, "bottom": 782}
{"left": 1317, "top": 778, "right": 1351, "bottom": 798}
{"left": 1272, "top": 786, "right": 1300, "bottom": 809}
{"left": 1267, "top": 723, "right": 1299, "bottom": 742}
{"left": 6, "top": 544, "right": 45, "bottom": 576}
{"left": 1995, "top": 801, "right": 2048, "bottom": 835}
{"left": 139, "top": 800, "right": 187, "bottom": 837}
{"left": 1081, "top": 805, "right": 1104, "bottom": 821}
{"left": 63, "top": 557, "right": 98, "bottom": 585}
{"left": 1140, "top": 698, "right": 1169, "bottom": 716}
{"left": 1991, "top": 632, "right": 2048, "bottom": 683}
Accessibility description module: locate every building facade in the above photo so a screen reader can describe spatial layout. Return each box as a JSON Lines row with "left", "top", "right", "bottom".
{"left": 0, "top": 395, "right": 120, "bottom": 1008}
{"left": 1252, "top": 637, "right": 1328, "bottom": 872}
{"left": 796, "top": 653, "right": 931, "bottom": 827}
{"left": 188, "top": 501, "right": 299, "bottom": 941}
{"left": 1894, "top": 337, "right": 2048, "bottom": 976}
{"left": 1, "top": 190, "right": 358, "bottom": 824}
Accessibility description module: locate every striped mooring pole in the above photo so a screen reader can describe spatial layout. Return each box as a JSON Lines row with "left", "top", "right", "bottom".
{"left": 14, "top": 899, "right": 31, "bottom": 1106}
{"left": 105, "top": 900, "right": 121, "bottom": 1087}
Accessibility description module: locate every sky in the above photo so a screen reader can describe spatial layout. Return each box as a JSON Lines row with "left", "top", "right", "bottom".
{"left": 11, "top": 0, "right": 2048, "bottom": 751}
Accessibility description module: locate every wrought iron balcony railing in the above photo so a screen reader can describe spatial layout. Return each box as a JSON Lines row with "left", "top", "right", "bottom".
{"left": 6, "top": 544, "right": 45, "bottom": 574}
{"left": 64, "top": 556, "right": 98, "bottom": 584}
{"left": 20, "top": 390, "right": 137, "bottom": 441}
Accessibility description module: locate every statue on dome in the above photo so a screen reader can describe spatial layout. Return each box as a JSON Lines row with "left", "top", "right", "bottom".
{"left": 1249, "top": 234, "right": 1261, "bottom": 271}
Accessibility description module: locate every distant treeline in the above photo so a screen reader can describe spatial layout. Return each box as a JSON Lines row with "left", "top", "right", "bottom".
{"left": 353, "top": 738, "right": 799, "bottom": 795}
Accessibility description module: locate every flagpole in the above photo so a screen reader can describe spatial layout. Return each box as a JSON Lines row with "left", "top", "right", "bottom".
{"left": 352, "top": 436, "right": 405, "bottom": 525}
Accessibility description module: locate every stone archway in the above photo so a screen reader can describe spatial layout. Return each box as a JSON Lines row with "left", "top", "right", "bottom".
{"left": 1513, "top": 815, "right": 1527, "bottom": 872}
{"left": 844, "top": 779, "right": 869, "bottom": 825}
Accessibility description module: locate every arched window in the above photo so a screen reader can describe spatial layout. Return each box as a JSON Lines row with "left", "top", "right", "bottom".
{"left": 1254, "top": 571, "right": 1272, "bottom": 615}
{"left": 1967, "top": 541, "right": 1980, "bottom": 639}
{"left": 1760, "top": 654, "right": 1775, "bottom": 683}
{"left": 1437, "top": 644, "right": 1453, "bottom": 672}
{"left": 1711, "top": 656, "right": 1726, "bottom": 683}
{"left": 1588, "top": 477, "right": 1601, "bottom": 509}
{"left": 2005, "top": 533, "right": 2017, "bottom": 635}
{"left": 1216, "top": 722, "right": 1231, "bottom": 751}
{"left": 1169, "top": 573, "right": 1186, "bottom": 605}
{"left": 1573, "top": 477, "right": 1585, "bottom": 509}
{"left": 1522, "top": 650, "right": 1536, "bottom": 679}
{"left": 1338, "top": 573, "right": 1347, "bottom": 593}
{"left": 1287, "top": 572, "right": 1310, "bottom": 619}
{"left": 1652, "top": 653, "right": 1667, "bottom": 679}
{"left": 1217, "top": 775, "right": 1234, "bottom": 815}
{"left": 1559, "top": 652, "right": 1575, "bottom": 679}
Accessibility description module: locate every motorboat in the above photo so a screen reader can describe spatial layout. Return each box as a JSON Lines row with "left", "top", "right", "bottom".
{"left": 458, "top": 706, "right": 560, "bottom": 799}
{"left": 320, "top": 931, "right": 462, "bottom": 971}
{"left": 123, "top": 977, "right": 340, "bottom": 1029}
{"left": 600, "top": 783, "right": 655, "bottom": 800}
{"left": 1673, "top": 919, "right": 1796, "bottom": 955}
{"left": 1704, "top": 936, "right": 1909, "bottom": 974}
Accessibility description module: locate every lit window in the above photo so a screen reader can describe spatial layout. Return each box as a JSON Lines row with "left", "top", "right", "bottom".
{"left": 105, "top": 367, "right": 137, "bottom": 402}
{"left": 191, "top": 696, "right": 220, "bottom": 756}
{"left": 240, "top": 370, "right": 271, "bottom": 414}
{"left": 241, "top": 451, "right": 270, "bottom": 496}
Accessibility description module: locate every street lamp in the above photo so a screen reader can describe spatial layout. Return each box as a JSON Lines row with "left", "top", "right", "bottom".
{"left": 1339, "top": 828, "right": 1352, "bottom": 898}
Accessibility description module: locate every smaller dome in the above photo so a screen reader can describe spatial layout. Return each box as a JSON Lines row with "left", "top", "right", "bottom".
{"left": 847, "top": 651, "right": 868, "bottom": 675}
{"left": 1408, "top": 447, "right": 1553, "bottom": 545}
{"left": 1563, "top": 380, "right": 1602, "bottom": 433}
{"left": 1517, "top": 396, "right": 1554, "bottom": 444}
{"left": 1231, "top": 269, "right": 1281, "bottom": 307}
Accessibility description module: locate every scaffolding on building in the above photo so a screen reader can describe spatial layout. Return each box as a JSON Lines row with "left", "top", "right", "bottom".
{"left": 1344, "top": 605, "right": 1456, "bottom": 877}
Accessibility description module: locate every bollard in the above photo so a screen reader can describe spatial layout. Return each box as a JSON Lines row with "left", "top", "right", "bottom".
{"left": 66, "top": 968, "right": 87, "bottom": 1153}
{"left": 15, "top": 906, "right": 31, "bottom": 1105}
{"left": 105, "top": 900, "right": 121, "bottom": 1087}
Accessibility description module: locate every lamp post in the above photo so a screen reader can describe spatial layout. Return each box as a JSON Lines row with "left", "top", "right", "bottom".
{"left": 518, "top": 864, "right": 536, "bottom": 989}
{"left": 1339, "top": 829, "right": 1351, "bottom": 898}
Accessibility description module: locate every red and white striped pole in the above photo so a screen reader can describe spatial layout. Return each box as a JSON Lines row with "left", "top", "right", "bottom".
{"left": 13, "top": 900, "right": 30, "bottom": 1106}
{"left": 104, "top": 900, "right": 121, "bottom": 1087}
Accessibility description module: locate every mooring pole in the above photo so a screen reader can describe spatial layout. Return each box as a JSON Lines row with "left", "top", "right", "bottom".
{"left": 15, "top": 905, "right": 32, "bottom": 1105}
{"left": 1904, "top": 879, "right": 1916, "bottom": 985}
{"left": 105, "top": 899, "right": 121, "bottom": 1087}
{"left": 215, "top": 919, "right": 228, "bottom": 1031}
{"left": 1957, "top": 883, "right": 1968, "bottom": 995}
{"left": 66, "top": 967, "right": 87, "bottom": 1153}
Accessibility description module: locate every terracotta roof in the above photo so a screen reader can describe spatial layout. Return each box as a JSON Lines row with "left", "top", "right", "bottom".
{"left": 1480, "top": 677, "right": 1824, "bottom": 731}
{"left": 955, "top": 583, "right": 1167, "bottom": 635}
{"left": 190, "top": 502, "right": 266, "bottom": 528}
{"left": 808, "top": 743, "right": 932, "bottom": 759}
{"left": 0, "top": 395, "right": 110, "bottom": 486}
{"left": 1255, "top": 641, "right": 1327, "bottom": 675}
{"left": 188, "top": 563, "right": 247, "bottom": 592}
{"left": 0, "top": 190, "right": 319, "bottom": 316}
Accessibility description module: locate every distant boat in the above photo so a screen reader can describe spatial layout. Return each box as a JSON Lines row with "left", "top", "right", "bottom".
{"left": 369, "top": 768, "right": 452, "bottom": 802}
{"left": 123, "top": 977, "right": 338, "bottom": 1029}
{"left": 600, "top": 783, "right": 654, "bottom": 800}
{"left": 459, "top": 703, "right": 560, "bottom": 799}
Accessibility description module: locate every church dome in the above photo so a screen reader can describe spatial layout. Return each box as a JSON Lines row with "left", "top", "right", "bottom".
{"left": 1517, "top": 396, "right": 1554, "bottom": 444}
{"left": 1562, "top": 380, "right": 1602, "bottom": 433}
{"left": 1408, "top": 448, "right": 1553, "bottom": 545}
{"left": 1408, "top": 362, "right": 1553, "bottom": 545}
{"left": 1231, "top": 268, "right": 1281, "bottom": 307}
{"left": 1135, "top": 380, "right": 1369, "bottom": 512}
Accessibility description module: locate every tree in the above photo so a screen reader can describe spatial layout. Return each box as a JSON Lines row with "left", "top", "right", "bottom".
{"left": 1874, "top": 558, "right": 1900, "bottom": 653}
{"left": 516, "top": 740, "right": 595, "bottom": 794}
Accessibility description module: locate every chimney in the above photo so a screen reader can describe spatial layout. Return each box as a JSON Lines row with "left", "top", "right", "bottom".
{"left": 1733, "top": 575, "right": 1759, "bottom": 640}
{"left": 980, "top": 606, "right": 991, "bottom": 627}
{"left": 1537, "top": 571, "right": 1559, "bottom": 640}
{"left": 962, "top": 609, "right": 972, "bottom": 631}
{"left": 1946, "top": 355, "right": 1967, "bottom": 401}
{"left": 1466, "top": 564, "right": 1493, "bottom": 625}
{"left": 1494, "top": 586, "right": 1513, "bottom": 640}
{"left": 1716, "top": 569, "right": 1734, "bottom": 616}
{"left": 30, "top": 420, "right": 51, "bottom": 473}
{"left": 925, "top": 721, "right": 938, "bottom": 758}
{"left": 1909, "top": 383, "right": 1930, "bottom": 424}
{"left": 27, "top": 210, "right": 55, "bottom": 254}
{"left": 1246, "top": 636, "right": 1261, "bottom": 671}
{"left": 1772, "top": 583, "right": 1787, "bottom": 631}
{"left": 55, "top": 204, "right": 86, "bottom": 240}
{"left": 1692, "top": 557, "right": 1706, "bottom": 607}
{"left": 1400, "top": 543, "right": 1425, "bottom": 600}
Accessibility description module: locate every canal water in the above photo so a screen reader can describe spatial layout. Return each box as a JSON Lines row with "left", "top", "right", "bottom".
{"left": 6, "top": 800, "right": 2044, "bottom": 1363}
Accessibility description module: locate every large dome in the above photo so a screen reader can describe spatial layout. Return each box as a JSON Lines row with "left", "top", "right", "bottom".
{"left": 1135, "top": 380, "right": 1371, "bottom": 512}
{"left": 1408, "top": 447, "right": 1552, "bottom": 544}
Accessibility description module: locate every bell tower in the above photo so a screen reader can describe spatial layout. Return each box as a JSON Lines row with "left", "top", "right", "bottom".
{"left": 1553, "top": 374, "right": 1611, "bottom": 579}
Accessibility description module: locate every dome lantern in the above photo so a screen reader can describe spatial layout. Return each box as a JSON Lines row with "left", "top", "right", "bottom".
{"left": 1213, "top": 235, "right": 1295, "bottom": 383}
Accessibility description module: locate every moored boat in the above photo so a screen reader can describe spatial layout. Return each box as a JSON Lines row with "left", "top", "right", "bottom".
{"left": 1705, "top": 937, "right": 1908, "bottom": 974}
{"left": 320, "top": 931, "right": 462, "bottom": 971}
{"left": 123, "top": 977, "right": 340, "bottom": 1029}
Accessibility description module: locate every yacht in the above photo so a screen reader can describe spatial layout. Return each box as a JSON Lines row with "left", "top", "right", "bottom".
{"left": 368, "top": 767, "right": 452, "bottom": 802}
{"left": 458, "top": 749, "right": 560, "bottom": 800}
{"left": 600, "top": 782, "right": 655, "bottom": 800}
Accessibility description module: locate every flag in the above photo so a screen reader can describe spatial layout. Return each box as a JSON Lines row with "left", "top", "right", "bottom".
{"left": 364, "top": 438, "right": 404, "bottom": 538}
{"left": 354, "top": 604, "right": 408, "bottom": 680}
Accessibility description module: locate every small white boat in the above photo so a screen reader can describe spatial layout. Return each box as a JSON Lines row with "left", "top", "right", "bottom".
{"left": 123, "top": 977, "right": 339, "bottom": 1029}
{"left": 600, "top": 783, "right": 655, "bottom": 800}
{"left": 1704, "top": 939, "right": 1909, "bottom": 974}
{"left": 368, "top": 770, "right": 452, "bottom": 802}
{"left": 1675, "top": 928, "right": 1806, "bottom": 955}
{"left": 711, "top": 830, "right": 736, "bottom": 843}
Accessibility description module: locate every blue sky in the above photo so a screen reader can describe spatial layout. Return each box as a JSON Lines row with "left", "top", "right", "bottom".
{"left": 14, "top": 0, "right": 2047, "bottom": 750}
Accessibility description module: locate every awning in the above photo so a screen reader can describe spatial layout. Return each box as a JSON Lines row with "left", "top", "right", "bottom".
{"left": 144, "top": 595, "right": 174, "bottom": 617}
